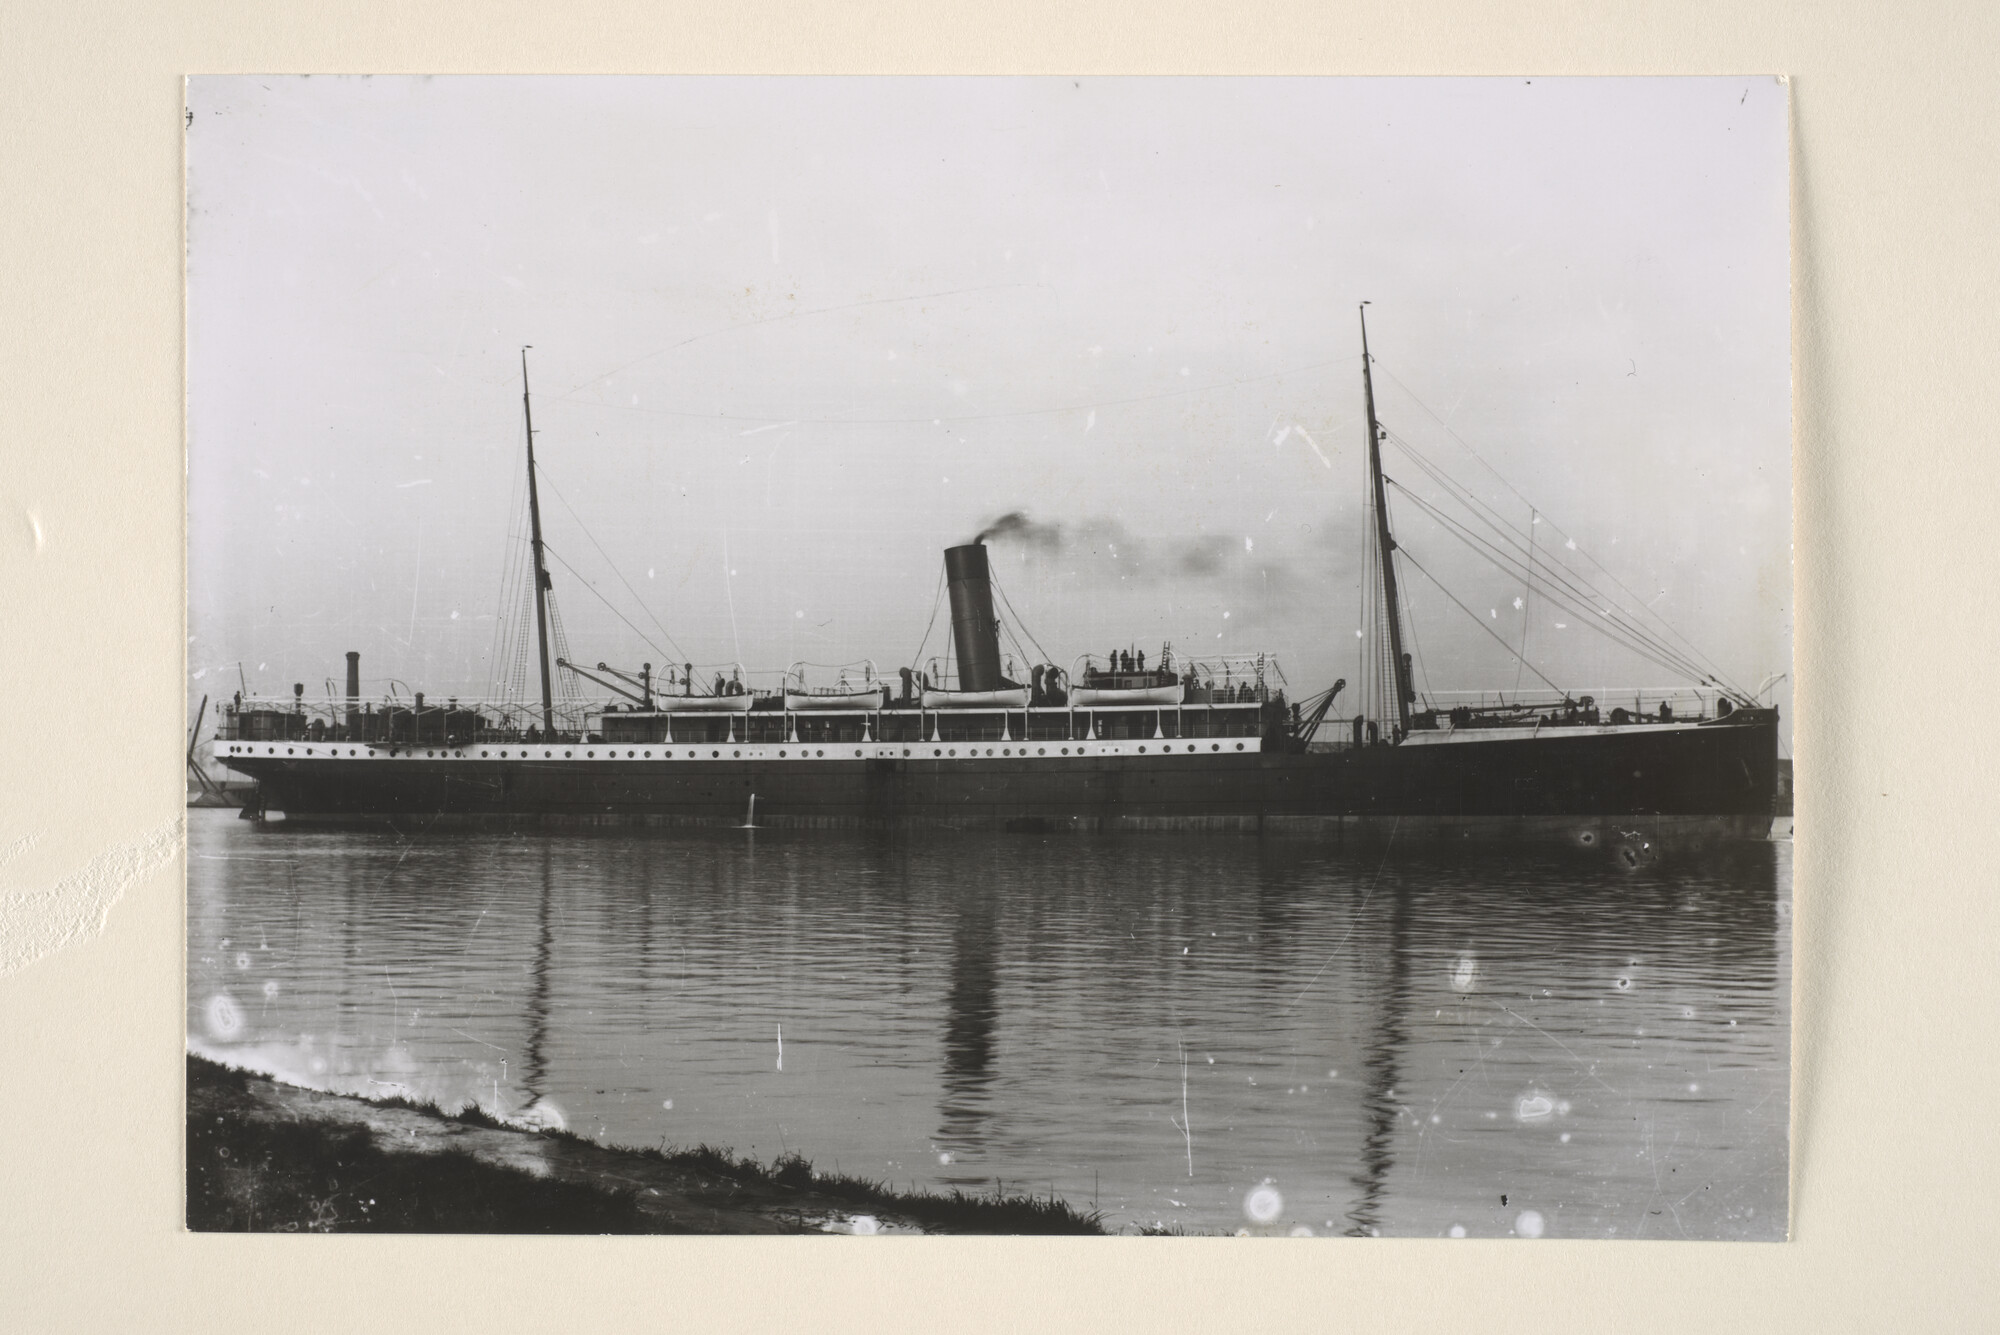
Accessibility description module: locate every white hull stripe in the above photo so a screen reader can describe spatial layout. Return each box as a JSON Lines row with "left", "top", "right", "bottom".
{"left": 222, "top": 737, "right": 1265, "bottom": 762}
{"left": 1399, "top": 719, "right": 1733, "bottom": 746}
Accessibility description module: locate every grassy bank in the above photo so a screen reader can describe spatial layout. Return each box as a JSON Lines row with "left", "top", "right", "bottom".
{"left": 187, "top": 1054, "right": 1103, "bottom": 1234}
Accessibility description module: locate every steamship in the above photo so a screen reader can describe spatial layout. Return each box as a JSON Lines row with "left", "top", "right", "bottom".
{"left": 214, "top": 313, "right": 1780, "bottom": 844}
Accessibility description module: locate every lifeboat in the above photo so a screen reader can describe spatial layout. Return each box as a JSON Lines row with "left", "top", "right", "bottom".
{"left": 785, "top": 688, "right": 886, "bottom": 711}
{"left": 1068, "top": 682, "right": 1185, "bottom": 707}
{"left": 921, "top": 686, "right": 1031, "bottom": 709}
{"left": 657, "top": 693, "right": 755, "bottom": 713}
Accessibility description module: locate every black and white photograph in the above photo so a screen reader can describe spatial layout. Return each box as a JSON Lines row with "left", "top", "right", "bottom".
{"left": 184, "top": 75, "right": 1791, "bottom": 1238}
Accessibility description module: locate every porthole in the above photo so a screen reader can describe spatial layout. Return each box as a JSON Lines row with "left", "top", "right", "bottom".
{"left": 1002, "top": 748, "right": 1010, "bottom": 756}
{"left": 779, "top": 750, "right": 787, "bottom": 757}
{"left": 1061, "top": 747, "right": 1069, "bottom": 755}
{"left": 948, "top": 749, "right": 957, "bottom": 756}
{"left": 1138, "top": 746, "right": 1146, "bottom": 754}
{"left": 1235, "top": 743, "right": 1244, "bottom": 751}
{"left": 854, "top": 750, "right": 862, "bottom": 758}
{"left": 644, "top": 751, "right": 651, "bottom": 758}
{"left": 816, "top": 749, "right": 824, "bottom": 758}
{"left": 934, "top": 748, "right": 942, "bottom": 756}
{"left": 902, "top": 749, "right": 911, "bottom": 757}
{"left": 1211, "top": 744, "right": 1220, "bottom": 751}
{"left": 305, "top": 748, "right": 313, "bottom": 755}
{"left": 734, "top": 750, "right": 742, "bottom": 758}
{"left": 628, "top": 750, "right": 635, "bottom": 758}
{"left": 587, "top": 751, "right": 595, "bottom": 758}
{"left": 986, "top": 749, "right": 994, "bottom": 757}
{"left": 713, "top": 750, "right": 721, "bottom": 758}
{"left": 481, "top": 751, "right": 489, "bottom": 758}
{"left": 565, "top": 751, "right": 572, "bottom": 758}
{"left": 1038, "top": 748, "right": 1046, "bottom": 756}
{"left": 286, "top": 748, "right": 294, "bottom": 755}
{"left": 544, "top": 751, "right": 551, "bottom": 758}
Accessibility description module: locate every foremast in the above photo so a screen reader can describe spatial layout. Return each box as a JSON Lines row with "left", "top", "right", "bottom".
{"left": 1361, "top": 305, "right": 1413, "bottom": 738}
{"left": 522, "top": 348, "right": 556, "bottom": 737}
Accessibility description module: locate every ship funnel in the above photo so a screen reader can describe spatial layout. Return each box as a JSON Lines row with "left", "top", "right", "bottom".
{"left": 344, "top": 651, "right": 361, "bottom": 738}
{"left": 944, "top": 543, "right": 1007, "bottom": 692}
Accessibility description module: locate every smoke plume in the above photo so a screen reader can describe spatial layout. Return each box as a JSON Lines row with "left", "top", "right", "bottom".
{"left": 976, "top": 508, "right": 1296, "bottom": 587}
{"left": 973, "top": 511, "right": 1065, "bottom": 549}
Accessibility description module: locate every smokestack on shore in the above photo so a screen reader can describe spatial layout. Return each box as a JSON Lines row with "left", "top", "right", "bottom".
{"left": 944, "top": 543, "right": 1006, "bottom": 692}
{"left": 344, "top": 651, "right": 361, "bottom": 738}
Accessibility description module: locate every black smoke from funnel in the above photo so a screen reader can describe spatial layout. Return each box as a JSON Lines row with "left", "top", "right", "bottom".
{"left": 975, "top": 509, "right": 1261, "bottom": 581}
{"left": 972, "top": 505, "right": 1368, "bottom": 633}
{"left": 972, "top": 511, "right": 1064, "bottom": 549}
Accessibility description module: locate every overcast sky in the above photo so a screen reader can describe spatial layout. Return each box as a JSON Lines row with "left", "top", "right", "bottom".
{"left": 188, "top": 77, "right": 1789, "bottom": 729}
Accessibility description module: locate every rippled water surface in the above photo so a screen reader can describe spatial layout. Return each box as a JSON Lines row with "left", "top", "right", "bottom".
{"left": 187, "top": 810, "right": 1789, "bottom": 1237}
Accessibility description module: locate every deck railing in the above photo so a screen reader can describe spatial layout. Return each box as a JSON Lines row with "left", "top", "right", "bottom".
{"left": 212, "top": 687, "right": 1283, "bottom": 748}
{"left": 1416, "top": 686, "right": 1737, "bottom": 724}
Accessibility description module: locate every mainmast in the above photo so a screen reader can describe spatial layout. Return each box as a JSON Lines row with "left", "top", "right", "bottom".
{"left": 1361, "top": 306, "right": 1413, "bottom": 737}
{"left": 522, "top": 348, "right": 556, "bottom": 737}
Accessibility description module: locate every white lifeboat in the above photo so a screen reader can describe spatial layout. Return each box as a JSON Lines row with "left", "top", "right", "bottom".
{"left": 657, "top": 693, "right": 755, "bottom": 713}
{"left": 785, "top": 688, "right": 885, "bottom": 711}
{"left": 1069, "top": 682, "right": 1185, "bottom": 707}
{"left": 921, "top": 687, "right": 1031, "bottom": 709}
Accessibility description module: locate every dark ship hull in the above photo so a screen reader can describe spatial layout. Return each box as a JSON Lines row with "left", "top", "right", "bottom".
{"left": 223, "top": 706, "right": 1778, "bottom": 843}
{"left": 217, "top": 325, "right": 1784, "bottom": 845}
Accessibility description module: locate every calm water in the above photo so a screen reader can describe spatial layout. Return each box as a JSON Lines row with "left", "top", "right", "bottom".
{"left": 186, "top": 810, "right": 1789, "bottom": 1238}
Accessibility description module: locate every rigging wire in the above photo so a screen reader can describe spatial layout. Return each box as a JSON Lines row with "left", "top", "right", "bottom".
{"left": 506, "top": 575, "right": 533, "bottom": 705}
{"left": 540, "top": 542, "right": 681, "bottom": 671}
{"left": 1515, "top": 508, "right": 1535, "bottom": 697}
{"left": 1372, "top": 361, "right": 1746, "bottom": 695}
{"left": 1396, "top": 550, "right": 1567, "bottom": 696}
{"left": 996, "top": 620, "right": 1035, "bottom": 684}
{"left": 907, "top": 564, "right": 948, "bottom": 679}
{"left": 1377, "top": 436, "right": 1724, "bottom": 681}
{"left": 1376, "top": 432, "right": 1725, "bottom": 690}
{"left": 485, "top": 443, "right": 530, "bottom": 698}
{"left": 1384, "top": 487, "right": 1437, "bottom": 706}
{"left": 546, "top": 589, "right": 579, "bottom": 705}
{"left": 987, "top": 563, "right": 1057, "bottom": 668}
{"left": 1385, "top": 477, "right": 1721, "bottom": 686}
{"left": 1381, "top": 429, "right": 1723, "bottom": 682}
{"left": 532, "top": 463, "right": 691, "bottom": 666}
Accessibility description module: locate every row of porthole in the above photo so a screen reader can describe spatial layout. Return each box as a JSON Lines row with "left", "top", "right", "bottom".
{"left": 232, "top": 740, "right": 1249, "bottom": 759}
{"left": 232, "top": 746, "right": 470, "bottom": 758}
{"left": 929, "top": 743, "right": 1244, "bottom": 756}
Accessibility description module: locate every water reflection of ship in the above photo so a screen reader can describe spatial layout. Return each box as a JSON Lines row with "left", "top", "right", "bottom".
{"left": 515, "top": 843, "right": 559, "bottom": 1127}
{"left": 1345, "top": 872, "right": 1411, "bottom": 1236}
{"left": 934, "top": 886, "right": 1000, "bottom": 1183}
{"left": 1329, "top": 843, "right": 1782, "bottom": 1234}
